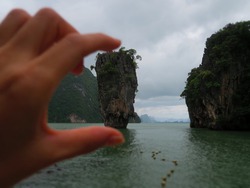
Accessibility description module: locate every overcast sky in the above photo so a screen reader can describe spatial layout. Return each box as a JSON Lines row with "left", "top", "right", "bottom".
{"left": 1, "top": 0, "right": 250, "bottom": 121}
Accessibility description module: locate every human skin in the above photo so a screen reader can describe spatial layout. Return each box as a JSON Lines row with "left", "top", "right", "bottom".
{"left": 0, "top": 8, "right": 124, "bottom": 187}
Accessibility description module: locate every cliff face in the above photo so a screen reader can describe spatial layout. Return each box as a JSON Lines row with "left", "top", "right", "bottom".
{"left": 181, "top": 21, "right": 250, "bottom": 130}
{"left": 95, "top": 49, "right": 139, "bottom": 128}
{"left": 48, "top": 68, "right": 102, "bottom": 123}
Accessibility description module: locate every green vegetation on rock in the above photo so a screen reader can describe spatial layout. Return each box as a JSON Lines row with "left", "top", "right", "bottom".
{"left": 181, "top": 21, "right": 250, "bottom": 130}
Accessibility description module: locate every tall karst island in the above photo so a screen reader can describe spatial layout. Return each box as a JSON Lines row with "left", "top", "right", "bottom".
{"left": 181, "top": 21, "right": 250, "bottom": 130}
{"left": 91, "top": 47, "right": 140, "bottom": 128}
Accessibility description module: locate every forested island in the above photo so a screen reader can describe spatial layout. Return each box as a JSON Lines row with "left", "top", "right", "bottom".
{"left": 48, "top": 69, "right": 102, "bottom": 123}
{"left": 181, "top": 21, "right": 250, "bottom": 130}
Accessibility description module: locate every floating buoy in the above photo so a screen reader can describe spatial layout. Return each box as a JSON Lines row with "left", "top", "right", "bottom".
{"left": 172, "top": 160, "right": 178, "bottom": 166}
{"left": 161, "top": 180, "right": 166, "bottom": 187}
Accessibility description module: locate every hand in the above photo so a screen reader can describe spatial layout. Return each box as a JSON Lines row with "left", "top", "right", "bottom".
{"left": 0, "top": 8, "right": 124, "bottom": 187}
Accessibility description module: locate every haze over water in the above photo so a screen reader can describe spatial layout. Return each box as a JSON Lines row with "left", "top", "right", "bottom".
{"left": 17, "top": 123, "right": 250, "bottom": 188}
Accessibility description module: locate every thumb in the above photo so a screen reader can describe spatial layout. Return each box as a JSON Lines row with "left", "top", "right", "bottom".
{"left": 47, "top": 126, "right": 125, "bottom": 161}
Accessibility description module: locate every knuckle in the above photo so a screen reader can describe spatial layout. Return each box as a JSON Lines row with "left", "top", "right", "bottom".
{"left": 7, "top": 9, "right": 30, "bottom": 24}
{"left": 8, "top": 67, "right": 41, "bottom": 95}
{"left": 36, "top": 8, "right": 59, "bottom": 21}
{"left": 8, "top": 8, "right": 26, "bottom": 17}
{"left": 0, "top": 67, "right": 23, "bottom": 92}
{"left": 64, "top": 33, "right": 82, "bottom": 47}
{"left": 37, "top": 7, "right": 56, "bottom": 15}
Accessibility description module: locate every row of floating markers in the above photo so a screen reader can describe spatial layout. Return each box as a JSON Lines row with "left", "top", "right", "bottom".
{"left": 148, "top": 150, "right": 179, "bottom": 188}
{"left": 161, "top": 160, "right": 178, "bottom": 187}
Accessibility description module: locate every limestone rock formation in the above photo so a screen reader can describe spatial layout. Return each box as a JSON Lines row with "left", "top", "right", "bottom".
{"left": 181, "top": 21, "right": 250, "bottom": 130}
{"left": 94, "top": 48, "right": 139, "bottom": 128}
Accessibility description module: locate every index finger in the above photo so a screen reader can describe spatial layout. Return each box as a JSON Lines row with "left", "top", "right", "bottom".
{"left": 35, "top": 33, "right": 121, "bottom": 87}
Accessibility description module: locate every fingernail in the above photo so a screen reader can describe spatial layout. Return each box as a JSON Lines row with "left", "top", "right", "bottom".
{"left": 114, "top": 38, "right": 121, "bottom": 43}
{"left": 111, "top": 37, "right": 121, "bottom": 46}
{"left": 105, "top": 135, "right": 125, "bottom": 146}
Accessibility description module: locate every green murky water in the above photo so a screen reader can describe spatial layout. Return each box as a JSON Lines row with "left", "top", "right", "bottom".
{"left": 16, "top": 123, "right": 250, "bottom": 188}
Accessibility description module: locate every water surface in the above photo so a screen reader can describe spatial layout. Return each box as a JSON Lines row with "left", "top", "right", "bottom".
{"left": 16, "top": 123, "right": 250, "bottom": 188}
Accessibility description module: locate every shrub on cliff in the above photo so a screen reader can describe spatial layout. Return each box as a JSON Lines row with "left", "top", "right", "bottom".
{"left": 181, "top": 21, "right": 250, "bottom": 130}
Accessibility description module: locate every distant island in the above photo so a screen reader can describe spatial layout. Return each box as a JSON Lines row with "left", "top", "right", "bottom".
{"left": 48, "top": 69, "right": 102, "bottom": 123}
{"left": 140, "top": 114, "right": 156, "bottom": 123}
{"left": 140, "top": 114, "right": 190, "bottom": 123}
{"left": 181, "top": 21, "right": 250, "bottom": 130}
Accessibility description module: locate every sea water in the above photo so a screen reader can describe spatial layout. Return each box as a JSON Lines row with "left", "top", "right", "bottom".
{"left": 16, "top": 123, "right": 250, "bottom": 188}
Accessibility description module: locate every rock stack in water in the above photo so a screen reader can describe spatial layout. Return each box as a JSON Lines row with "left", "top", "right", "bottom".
{"left": 181, "top": 21, "right": 250, "bottom": 130}
{"left": 94, "top": 48, "right": 139, "bottom": 128}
